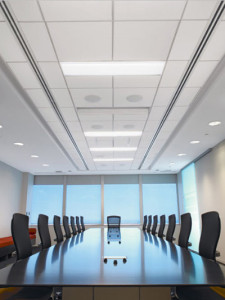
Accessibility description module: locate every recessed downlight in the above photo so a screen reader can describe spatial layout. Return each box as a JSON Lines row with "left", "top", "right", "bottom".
{"left": 14, "top": 142, "right": 24, "bottom": 146}
{"left": 31, "top": 155, "right": 39, "bottom": 158}
{"left": 0, "top": 125, "right": 3, "bottom": 129}
{"left": 42, "top": 164, "right": 49, "bottom": 167}
{"left": 190, "top": 140, "right": 200, "bottom": 144}
{"left": 208, "top": 121, "right": 221, "bottom": 126}
{"left": 126, "top": 95, "right": 143, "bottom": 103}
{"left": 84, "top": 131, "right": 142, "bottom": 137}
{"left": 178, "top": 153, "right": 186, "bottom": 157}
{"left": 85, "top": 95, "right": 101, "bottom": 103}
{"left": 93, "top": 158, "right": 133, "bottom": 162}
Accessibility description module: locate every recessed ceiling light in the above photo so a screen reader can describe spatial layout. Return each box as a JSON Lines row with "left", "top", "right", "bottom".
{"left": 0, "top": 125, "right": 3, "bottom": 128}
{"left": 126, "top": 95, "right": 143, "bottom": 103}
{"left": 85, "top": 95, "right": 101, "bottom": 103}
{"left": 60, "top": 61, "right": 165, "bottom": 76}
{"left": 31, "top": 155, "right": 39, "bottom": 158}
{"left": 190, "top": 140, "right": 200, "bottom": 144}
{"left": 90, "top": 147, "right": 137, "bottom": 152}
{"left": 93, "top": 158, "right": 134, "bottom": 162}
{"left": 208, "top": 121, "right": 221, "bottom": 126}
{"left": 178, "top": 153, "right": 186, "bottom": 157}
{"left": 84, "top": 131, "right": 142, "bottom": 137}
{"left": 14, "top": 142, "right": 24, "bottom": 146}
{"left": 42, "top": 164, "right": 49, "bottom": 167}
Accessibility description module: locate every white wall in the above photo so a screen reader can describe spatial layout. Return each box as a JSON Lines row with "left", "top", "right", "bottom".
{"left": 0, "top": 160, "right": 23, "bottom": 237}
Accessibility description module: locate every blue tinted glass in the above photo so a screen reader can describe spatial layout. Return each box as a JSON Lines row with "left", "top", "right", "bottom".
{"left": 142, "top": 184, "right": 178, "bottom": 223}
{"left": 30, "top": 185, "right": 63, "bottom": 225}
{"left": 104, "top": 184, "right": 140, "bottom": 224}
{"left": 66, "top": 185, "right": 101, "bottom": 224}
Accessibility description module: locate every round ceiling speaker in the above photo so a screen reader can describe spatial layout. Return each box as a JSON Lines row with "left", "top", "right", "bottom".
{"left": 126, "top": 95, "right": 143, "bottom": 103}
{"left": 85, "top": 95, "right": 101, "bottom": 103}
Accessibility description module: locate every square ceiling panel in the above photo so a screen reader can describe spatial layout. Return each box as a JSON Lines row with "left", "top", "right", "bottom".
{"left": 176, "top": 87, "right": 200, "bottom": 106}
{"left": 160, "top": 61, "right": 188, "bottom": 87}
{"left": 66, "top": 121, "right": 83, "bottom": 134}
{"left": 47, "top": 22, "right": 112, "bottom": 61}
{"left": 182, "top": 1, "right": 217, "bottom": 20}
{"left": 114, "top": 88, "right": 156, "bottom": 107}
{"left": 114, "top": 21, "right": 178, "bottom": 60}
{"left": 113, "top": 120, "right": 145, "bottom": 131}
{"left": 78, "top": 110, "right": 113, "bottom": 121}
{"left": 66, "top": 76, "right": 112, "bottom": 89}
{"left": 86, "top": 137, "right": 113, "bottom": 148}
{"left": 39, "top": 1, "right": 112, "bottom": 21}
{"left": 81, "top": 121, "right": 113, "bottom": 132}
{"left": 51, "top": 89, "right": 73, "bottom": 108}
{"left": 20, "top": 22, "right": 57, "bottom": 62}
{"left": 60, "top": 107, "right": 78, "bottom": 122}
{"left": 26, "top": 89, "right": 50, "bottom": 108}
{"left": 114, "top": 75, "right": 160, "bottom": 88}
{"left": 38, "top": 107, "right": 59, "bottom": 122}
{"left": 153, "top": 88, "right": 176, "bottom": 106}
{"left": 39, "top": 62, "right": 66, "bottom": 88}
{"left": 8, "top": 0, "right": 43, "bottom": 21}
{"left": 149, "top": 106, "right": 167, "bottom": 121}
{"left": 70, "top": 88, "right": 112, "bottom": 108}
{"left": 114, "top": 137, "right": 140, "bottom": 147}
{"left": 167, "top": 105, "right": 189, "bottom": 121}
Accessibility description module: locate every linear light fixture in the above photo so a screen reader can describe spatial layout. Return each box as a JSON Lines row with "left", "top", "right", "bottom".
{"left": 90, "top": 147, "right": 137, "bottom": 152}
{"left": 93, "top": 158, "right": 134, "bottom": 162}
{"left": 84, "top": 131, "right": 142, "bottom": 137}
{"left": 61, "top": 61, "right": 165, "bottom": 76}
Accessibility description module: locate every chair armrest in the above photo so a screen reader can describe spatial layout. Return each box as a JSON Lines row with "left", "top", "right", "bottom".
{"left": 172, "top": 237, "right": 176, "bottom": 241}
{"left": 54, "top": 238, "right": 57, "bottom": 242}
{"left": 216, "top": 251, "right": 220, "bottom": 257}
{"left": 188, "top": 242, "right": 192, "bottom": 247}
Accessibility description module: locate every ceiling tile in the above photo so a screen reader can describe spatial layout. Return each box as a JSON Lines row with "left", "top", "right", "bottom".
{"left": 114, "top": 1, "right": 185, "bottom": 20}
{"left": 113, "top": 120, "right": 145, "bottom": 131}
{"left": 8, "top": 0, "right": 43, "bottom": 21}
{"left": 113, "top": 110, "right": 148, "bottom": 121}
{"left": 38, "top": 107, "right": 59, "bottom": 122}
{"left": 149, "top": 106, "right": 166, "bottom": 121}
{"left": 78, "top": 111, "right": 113, "bottom": 121}
{"left": 39, "top": 62, "right": 66, "bottom": 88}
{"left": 160, "top": 61, "right": 188, "bottom": 87}
{"left": 153, "top": 88, "right": 175, "bottom": 106}
{"left": 26, "top": 89, "right": 50, "bottom": 108}
{"left": 114, "top": 137, "right": 140, "bottom": 147}
{"left": 113, "top": 162, "right": 132, "bottom": 171}
{"left": 186, "top": 61, "right": 219, "bottom": 87}
{"left": 114, "top": 88, "right": 156, "bottom": 107}
{"left": 47, "top": 121, "right": 66, "bottom": 135}
{"left": 114, "top": 76, "right": 160, "bottom": 88}
{"left": 60, "top": 107, "right": 78, "bottom": 122}
{"left": 86, "top": 137, "right": 113, "bottom": 148}
{"left": 176, "top": 87, "right": 200, "bottom": 106}
{"left": 51, "top": 89, "right": 73, "bottom": 108}
{"left": 47, "top": 22, "right": 112, "bottom": 61}
{"left": 169, "top": 21, "right": 207, "bottom": 60}
{"left": 66, "top": 76, "right": 112, "bottom": 89}
{"left": 70, "top": 89, "right": 112, "bottom": 108}
{"left": 66, "top": 121, "right": 83, "bottom": 133}
{"left": 114, "top": 21, "right": 178, "bottom": 60}
{"left": 0, "top": 10, "right": 5, "bottom": 21}
{"left": 96, "top": 163, "right": 114, "bottom": 171}
{"left": 144, "top": 120, "right": 160, "bottom": 133}
{"left": 167, "top": 105, "right": 189, "bottom": 121}
{"left": 0, "top": 23, "right": 26, "bottom": 62}
{"left": 200, "top": 21, "right": 225, "bottom": 61}
{"left": 40, "top": 1, "right": 112, "bottom": 21}
{"left": 81, "top": 121, "right": 113, "bottom": 131}
{"left": 20, "top": 23, "right": 57, "bottom": 62}
{"left": 8, "top": 62, "right": 41, "bottom": 88}
{"left": 183, "top": 1, "right": 217, "bottom": 20}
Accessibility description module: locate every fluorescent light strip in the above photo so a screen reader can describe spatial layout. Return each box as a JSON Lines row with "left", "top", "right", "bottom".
{"left": 85, "top": 131, "right": 142, "bottom": 137}
{"left": 61, "top": 61, "right": 165, "bottom": 76}
{"left": 90, "top": 147, "right": 137, "bottom": 152}
{"left": 94, "top": 158, "right": 134, "bottom": 162}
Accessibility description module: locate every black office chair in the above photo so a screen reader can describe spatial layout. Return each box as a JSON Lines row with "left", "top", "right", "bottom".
{"left": 166, "top": 214, "right": 176, "bottom": 242}
{"left": 76, "top": 216, "right": 82, "bottom": 233}
{"left": 70, "top": 216, "right": 77, "bottom": 235}
{"left": 53, "top": 215, "right": 63, "bottom": 243}
{"left": 178, "top": 213, "right": 192, "bottom": 249}
{"left": 80, "top": 216, "right": 85, "bottom": 231}
{"left": 142, "top": 215, "right": 147, "bottom": 231}
{"left": 146, "top": 215, "right": 152, "bottom": 232}
{"left": 176, "top": 211, "right": 222, "bottom": 300}
{"left": 10, "top": 213, "right": 52, "bottom": 299}
{"left": 38, "top": 214, "right": 51, "bottom": 249}
{"left": 158, "top": 215, "right": 165, "bottom": 238}
{"left": 107, "top": 216, "right": 121, "bottom": 228}
{"left": 151, "top": 215, "right": 158, "bottom": 235}
{"left": 63, "top": 216, "right": 71, "bottom": 239}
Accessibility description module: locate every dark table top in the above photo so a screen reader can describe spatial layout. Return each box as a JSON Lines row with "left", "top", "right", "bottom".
{"left": 0, "top": 228, "right": 225, "bottom": 287}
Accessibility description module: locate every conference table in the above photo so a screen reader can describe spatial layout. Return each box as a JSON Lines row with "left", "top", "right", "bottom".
{"left": 0, "top": 228, "right": 225, "bottom": 288}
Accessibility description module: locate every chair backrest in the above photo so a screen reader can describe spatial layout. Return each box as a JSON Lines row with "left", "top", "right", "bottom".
{"left": 151, "top": 215, "right": 158, "bottom": 235}
{"left": 107, "top": 216, "right": 121, "bottom": 228}
{"left": 158, "top": 215, "right": 166, "bottom": 238}
{"left": 166, "top": 214, "right": 176, "bottom": 242}
{"left": 76, "top": 216, "right": 82, "bottom": 233}
{"left": 178, "top": 213, "right": 192, "bottom": 249}
{"left": 80, "top": 216, "right": 85, "bottom": 231}
{"left": 142, "top": 215, "right": 147, "bottom": 231}
{"left": 70, "top": 216, "right": 77, "bottom": 235}
{"left": 11, "top": 213, "right": 32, "bottom": 260}
{"left": 146, "top": 215, "right": 152, "bottom": 232}
{"left": 38, "top": 214, "right": 51, "bottom": 249}
{"left": 63, "top": 216, "right": 71, "bottom": 239}
{"left": 53, "top": 215, "right": 63, "bottom": 243}
{"left": 199, "top": 211, "right": 221, "bottom": 260}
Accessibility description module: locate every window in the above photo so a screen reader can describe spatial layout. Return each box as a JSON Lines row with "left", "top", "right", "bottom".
{"left": 181, "top": 163, "right": 200, "bottom": 251}
{"left": 66, "top": 185, "right": 101, "bottom": 224}
{"left": 143, "top": 183, "right": 178, "bottom": 223}
{"left": 30, "top": 185, "right": 63, "bottom": 225}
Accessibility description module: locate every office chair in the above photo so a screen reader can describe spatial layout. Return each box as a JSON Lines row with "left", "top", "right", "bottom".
{"left": 176, "top": 211, "right": 222, "bottom": 300}
{"left": 142, "top": 215, "right": 147, "bottom": 230}
{"left": 76, "top": 216, "right": 82, "bottom": 233}
{"left": 70, "top": 216, "right": 77, "bottom": 235}
{"left": 80, "top": 216, "right": 85, "bottom": 231}
{"left": 151, "top": 215, "right": 158, "bottom": 235}
{"left": 63, "top": 216, "right": 71, "bottom": 239}
{"left": 158, "top": 215, "right": 166, "bottom": 238}
{"left": 53, "top": 215, "right": 63, "bottom": 243}
{"left": 166, "top": 214, "right": 176, "bottom": 242}
{"left": 10, "top": 213, "right": 53, "bottom": 299}
{"left": 178, "top": 213, "right": 192, "bottom": 249}
{"left": 38, "top": 214, "right": 51, "bottom": 249}
{"left": 107, "top": 216, "right": 121, "bottom": 228}
{"left": 146, "top": 215, "right": 152, "bottom": 232}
